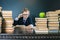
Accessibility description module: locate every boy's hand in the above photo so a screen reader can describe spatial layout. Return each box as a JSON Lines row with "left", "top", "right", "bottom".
{"left": 18, "top": 14, "right": 23, "bottom": 18}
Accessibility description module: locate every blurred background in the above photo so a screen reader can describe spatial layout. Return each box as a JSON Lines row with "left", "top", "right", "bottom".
{"left": 0, "top": 0, "right": 60, "bottom": 25}
{"left": 0, "top": 0, "right": 60, "bottom": 18}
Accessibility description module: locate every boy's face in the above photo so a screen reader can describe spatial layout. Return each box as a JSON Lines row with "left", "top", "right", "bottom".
{"left": 22, "top": 11, "right": 30, "bottom": 19}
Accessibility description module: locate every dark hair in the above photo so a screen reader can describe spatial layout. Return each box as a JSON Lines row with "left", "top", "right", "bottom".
{"left": 22, "top": 8, "right": 29, "bottom": 12}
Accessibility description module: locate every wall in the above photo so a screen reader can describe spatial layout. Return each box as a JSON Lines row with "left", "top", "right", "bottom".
{"left": 0, "top": 0, "right": 60, "bottom": 25}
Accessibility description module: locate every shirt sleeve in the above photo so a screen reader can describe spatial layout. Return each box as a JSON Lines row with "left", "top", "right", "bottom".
{"left": 13, "top": 17, "right": 18, "bottom": 26}
{"left": 29, "top": 24, "right": 34, "bottom": 28}
{"left": 15, "top": 17, "right": 19, "bottom": 21}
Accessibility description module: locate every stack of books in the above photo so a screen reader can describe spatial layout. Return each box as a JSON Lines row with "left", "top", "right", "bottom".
{"left": 2, "top": 11, "right": 14, "bottom": 34}
{"left": 46, "top": 11, "right": 59, "bottom": 34}
{"left": 2, "top": 11, "right": 12, "bottom": 18}
{"left": 0, "top": 6, "right": 2, "bottom": 33}
{"left": 0, "top": 17, "right": 2, "bottom": 33}
{"left": 35, "top": 18, "right": 48, "bottom": 34}
{"left": 55, "top": 10, "right": 60, "bottom": 33}
{"left": 35, "top": 18, "right": 47, "bottom": 28}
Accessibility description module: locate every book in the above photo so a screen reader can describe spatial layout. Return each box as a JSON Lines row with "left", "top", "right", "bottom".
{"left": 36, "top": 27, "right": 48, "bottom": 30}
{"left": 35, "top": 27, "right": 48, "bottom": 30}
{"left": 36, "top": 22, "right": 47, "bottom": 28}
{"left": 35, "top": 30, "right": 48, "bottom": 34}
{"left": 35, "top": 20, "right": 47, "bottom": 22}
{"left": 36, "top": 21, "right": 47, "bottom": 24}
{"left": 48, "top": 21, "right": 59, "bottom": 23}
{"left": 55, "top": 10, "right": 60, "bottom": 14}
{"left": 48, "top": 18, "right": 58, "bottom": 21}
{"left": 36, "top": 26, "right": 47, "bottom": 28}
{"left": 48, "top": 30, "right": 59, "bottom": 34}
{"left": 35, "top": 18, "right": 47, "bottom": 20}
{"left": 48, "top": 22, "right": 59, "bottom": 27}
{"left": 35, "top": 28, "right": 48, "bottom": 34}
{"left": 49, "top": 26, "right": 59, "bottom": 30}
{"left": 46, "top": 14, "right": 58, "bottom": 16}
{"left": 36, "top": 23, "right": 47, "bottom": 26}
{"left": 47, "top": 16, "right": 58, "bottom": 19}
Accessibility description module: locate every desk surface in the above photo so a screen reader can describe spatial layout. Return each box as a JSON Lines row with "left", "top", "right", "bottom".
{"left": 0, "top": 34, "right": 60, "bottom": 39}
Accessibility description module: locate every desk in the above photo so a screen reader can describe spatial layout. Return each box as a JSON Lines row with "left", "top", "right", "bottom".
{"left": 0, "top": 34, "right": 59, "bottom": 40}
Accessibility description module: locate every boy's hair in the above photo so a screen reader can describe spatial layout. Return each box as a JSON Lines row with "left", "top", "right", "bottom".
{"left": 22, "top": 8, "right": 29, "bottom": 13}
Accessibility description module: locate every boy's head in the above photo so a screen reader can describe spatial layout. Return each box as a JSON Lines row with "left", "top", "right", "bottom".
{"left": 22, "top": 8, "right": 30, "bottom": 19}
